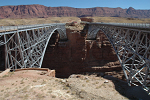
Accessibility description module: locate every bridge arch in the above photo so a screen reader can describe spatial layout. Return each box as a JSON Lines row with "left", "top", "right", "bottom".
{"left": 87, "top": 24, "right": 150, "bottom": 92}
{"left": 39, "top": 28, "right": 67, "bottom": 68}
{"left": 2, "top": 24, "right": 67, "bottom": 71}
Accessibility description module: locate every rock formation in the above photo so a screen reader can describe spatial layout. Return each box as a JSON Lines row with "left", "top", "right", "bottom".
{"left": 42, "top": 25, "right": 121, "bottom": 78}
{"left": 0, "top": 4, "right": 150, "bottom": 19}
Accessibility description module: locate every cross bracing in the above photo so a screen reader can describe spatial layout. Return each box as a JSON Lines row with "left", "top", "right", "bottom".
{"left": 0, "top": 23, "right": 66, "bottom": 70}
{"left": 87, "top": 23, "right": 150, "bottom": 93}
{"left": 0, "top": 22, "right": 150, "bottom": 93}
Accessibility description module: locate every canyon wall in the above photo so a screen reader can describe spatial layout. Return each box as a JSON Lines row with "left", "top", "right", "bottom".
{"left": 0, "top": 5, "right": 150, "bottom": 19}
{"left": 42, "top": 28, "right": 121, "bottom": 78}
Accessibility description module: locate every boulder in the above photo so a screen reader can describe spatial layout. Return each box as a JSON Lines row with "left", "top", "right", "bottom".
{"left": 80, "top": 17, "right": 94, "bottom": 22}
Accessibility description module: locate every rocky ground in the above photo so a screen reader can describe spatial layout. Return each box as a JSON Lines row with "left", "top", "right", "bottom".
{"left": 0, "top": 70, "right": 150, "bottom": 100}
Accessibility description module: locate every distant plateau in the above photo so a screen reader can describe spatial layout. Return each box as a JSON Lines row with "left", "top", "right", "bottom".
{"left": 0, "top": 4, "right": 150, "bottom": 19}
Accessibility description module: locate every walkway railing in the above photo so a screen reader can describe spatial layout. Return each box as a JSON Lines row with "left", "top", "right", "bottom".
{"left": 0, "top": 23, "right": 65, "bottom": 32}
{"left": 89, "top": 22, "right": 150, "bottom": 29}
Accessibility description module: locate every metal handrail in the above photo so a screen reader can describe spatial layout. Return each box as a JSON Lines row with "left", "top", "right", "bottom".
{"left": 0, "top": 23, "right": 65, "bottom": 32}
{"left": 89, "top": 22, "right": 150, "bottom": 29}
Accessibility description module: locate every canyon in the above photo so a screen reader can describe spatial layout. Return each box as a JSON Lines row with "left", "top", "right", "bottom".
{"left": 1, "top": 21, "right": 150, "bottom": 99}
{"left": 0, "top": 23, "right": 123, "bottom": 79}
{"left": 0, "top": 4, "right": 150, "bottom": 19}
{"left": 42, "top": 24, "right": 122, "bottom": 78}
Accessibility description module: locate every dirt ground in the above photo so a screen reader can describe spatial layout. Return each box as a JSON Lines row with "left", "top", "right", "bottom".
{"left": 0, "top": 17, "right": 150, "bottom": 26}
{"left": 0, "top": 70, "right": 150, "bottom": 100}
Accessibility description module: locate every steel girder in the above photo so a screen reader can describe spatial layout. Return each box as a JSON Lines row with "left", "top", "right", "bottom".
{"left": 0, "top": 23, "right": 66, "bottom": 70}
{"left": 88, "top": 23, "right": 150, "bottom": 92}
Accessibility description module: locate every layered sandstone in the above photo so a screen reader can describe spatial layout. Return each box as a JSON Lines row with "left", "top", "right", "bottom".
{"left": 42, "top": 26, "right": 121, "bottom": 78}
{"left": 0, "top": 5, "right": 150, "bottom": 19}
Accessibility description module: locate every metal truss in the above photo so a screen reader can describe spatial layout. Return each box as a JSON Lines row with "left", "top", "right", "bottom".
{"left": 88, "top": 23, "right": 150, "bottom": 93}
{"left": 0, "top": 22, "right": 150, "bottom": 93}
{"left": 0, "top": 23, "right": 66, "bottom": 70}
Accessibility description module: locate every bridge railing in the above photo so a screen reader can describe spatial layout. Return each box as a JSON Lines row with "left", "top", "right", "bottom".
{"left": 89, "top": 22, "right": 150, "bottom": 29}
{"left": 108, "top": 23, "right": 150, "bottom": 28}
{"left": 0, "top": 23, "right": 65, "bottom": 32}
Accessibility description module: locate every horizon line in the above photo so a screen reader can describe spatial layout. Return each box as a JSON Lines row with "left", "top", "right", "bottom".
{"left": 0, "top": 4, "right": 150, "bottom": 10}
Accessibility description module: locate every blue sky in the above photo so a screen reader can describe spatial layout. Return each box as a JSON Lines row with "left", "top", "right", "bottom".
{"left": 0, "top": 0, "right": 150, "bottom": 10}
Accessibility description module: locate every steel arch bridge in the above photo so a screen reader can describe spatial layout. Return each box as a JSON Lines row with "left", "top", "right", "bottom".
{"left": 0, "top": 22, "right": 150, "bottom": 93}
{"left": 0, "top": 23, "right": 66, "bottom": 70}
{"left": 87, "top": 23, "right": 150, "bottom": 93}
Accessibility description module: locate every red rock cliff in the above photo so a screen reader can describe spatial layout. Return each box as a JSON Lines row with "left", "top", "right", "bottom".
{"left": 0, "top": 5, "right": 150, "bottom": 18}
{"left": 42, "top": 28, "right": 120, "bottom": 78}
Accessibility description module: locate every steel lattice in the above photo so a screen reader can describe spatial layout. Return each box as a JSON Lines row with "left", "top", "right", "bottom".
{"left": 0, "top": 23, "right": 66, "bottom": 70}
{"left": 0, "top": 22, "right": 150, "bottom": 93}
{"left": 87, "top": 23, "right": 150, "bottom": 93}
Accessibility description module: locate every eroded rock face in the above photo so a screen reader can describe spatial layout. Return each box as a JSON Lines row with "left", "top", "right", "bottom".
{"left": 0, "top": 4, "right": 150, "bottom": 18}
{"left": 80, "top": 17, "right": 94, "bottom": 22}
{"left": 0, "top": 5, "right": 48, "bottom": 18}
{"left": 42, "top": 28, "right": 120, "bottom": 78}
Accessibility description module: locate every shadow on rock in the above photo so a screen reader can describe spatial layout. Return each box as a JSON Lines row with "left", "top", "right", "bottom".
{"left": 104, "top": 75, "right": 150, "bottom": 100}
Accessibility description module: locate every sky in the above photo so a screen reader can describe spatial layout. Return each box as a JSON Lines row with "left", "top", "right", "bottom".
{"left": 0, "top": 0, "right": 150, "bottom": 10}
